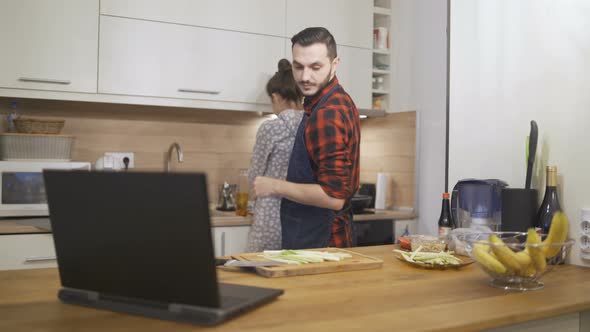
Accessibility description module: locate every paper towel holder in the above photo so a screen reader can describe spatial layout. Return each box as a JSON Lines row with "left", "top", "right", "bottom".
{"left": 375, "top": 172, "right": 391, "bottom": 210}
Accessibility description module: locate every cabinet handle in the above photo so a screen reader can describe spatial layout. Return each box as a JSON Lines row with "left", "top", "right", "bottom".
{"left": 221, "top": 231, "right": 226, "bottom": 257}
{"left": 24, "top": 256, "right": 57, "bottom": 262}
{"left": 177, "top": 88, "right": 220, "bottom": 95}
{"left": 19, "top": 77, "right": 71, "bottom": 85}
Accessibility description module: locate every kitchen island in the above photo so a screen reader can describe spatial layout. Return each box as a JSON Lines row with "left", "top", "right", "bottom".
{"left": 0, "top": 245, "right": 589, "bottom": 332}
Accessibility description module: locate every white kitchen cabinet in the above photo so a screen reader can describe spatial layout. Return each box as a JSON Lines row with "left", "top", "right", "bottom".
{"left": 336, "top": 46, "right": 372, "bottom": 110}
{"left": 0, "top": 0, "right": 98, "bottom": 93}
{"left": 211, "top": 226, "right": 251, "bottom": 257}
{"left": 100, "top": 0, "right": 286, "bottom": 37}
{"left": 0, "top": 234, "right": 57, "bottom": 270}
{"left": 285, "top": 0, "right": 373, "bottom": 49}
{"left": 284, "top": 41, "right": 372, "bottom": 110}
{"left": 99, "top": 16, "right": 284, "bottom": 105}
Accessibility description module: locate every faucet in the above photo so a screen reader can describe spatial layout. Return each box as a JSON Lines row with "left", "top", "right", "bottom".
{"left": 165, "top": 142, "right": 184, "bottom": 172}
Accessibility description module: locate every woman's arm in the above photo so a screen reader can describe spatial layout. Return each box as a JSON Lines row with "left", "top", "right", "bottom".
{"left": 252, "top": 176, "right": 345, "bottom": 211}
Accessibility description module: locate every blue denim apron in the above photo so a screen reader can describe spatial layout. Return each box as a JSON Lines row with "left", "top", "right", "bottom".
{"left": 280, "top": 84, "right": 354, "bottom": 249}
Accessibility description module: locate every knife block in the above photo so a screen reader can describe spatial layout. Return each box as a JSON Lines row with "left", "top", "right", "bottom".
{"left": 501, "top": 188, "right": 538, "bottom": 232}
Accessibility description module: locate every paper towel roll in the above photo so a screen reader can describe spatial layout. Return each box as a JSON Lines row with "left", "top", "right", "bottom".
{"left": 375, "top": 172, "right": 390, "bottom": 209}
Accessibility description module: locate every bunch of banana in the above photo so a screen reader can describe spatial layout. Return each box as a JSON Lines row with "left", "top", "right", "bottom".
{"left": 526, "top": 228, "right": 545, "bottom": 275}
{"left": 472, "top": 212, "right": 569, "bottom": 277}
{"left": 472, "top": 240, "right": 507, "bottom": 275}
{"left": 542, "top": 211, "right": 569, "bottom": 258}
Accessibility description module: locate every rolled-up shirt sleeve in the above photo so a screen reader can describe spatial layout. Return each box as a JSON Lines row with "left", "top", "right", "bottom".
{"left": 305, "top": 106, "right": 352, "bottom": 199}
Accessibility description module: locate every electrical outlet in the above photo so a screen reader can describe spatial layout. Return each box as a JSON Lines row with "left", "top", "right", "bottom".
{"left": 582, "top": 209, "right": 590, "bottom": 235}
{"left": 580, "top": 235, "right": 590, "bottom": 253}
{"left": 104, "top": 152, "right": 134, "bottom": 170}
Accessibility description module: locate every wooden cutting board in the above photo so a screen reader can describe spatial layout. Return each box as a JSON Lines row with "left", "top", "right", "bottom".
{"left": 232, "top": 248, "right": 383, "bottom": 278}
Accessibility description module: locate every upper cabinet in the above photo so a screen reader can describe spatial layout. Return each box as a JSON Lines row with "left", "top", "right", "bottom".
{"left": 337, "top": 46, "right": 372, "bottom": 110}
{"left": 0, "top": 0, "right": 98, "bottom": 93}
{"left": 285, "top": 0, "right": 373, "bottom": 49}
{"left": 100, "top": 0, "right": 286, "bottom": 36}
{"left": 99, "top": 16, "right": 284, "bottom": 104}
{"left": 0, "top": 0, "right": 378, "bottom": 113}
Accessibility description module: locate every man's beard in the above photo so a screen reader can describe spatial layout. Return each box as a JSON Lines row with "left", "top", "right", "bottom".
{"left": 316, "top": 68, "right": 333, "bottom": 92}
{"left": 300, "top": 65, "right": 333, "bottom": 97}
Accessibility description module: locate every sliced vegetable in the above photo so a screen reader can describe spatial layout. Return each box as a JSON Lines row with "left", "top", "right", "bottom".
{"left": 394, "top": 248, "right": 462, "bottom": 266}
{"left": 260, "top": 250, "right": 352, "bottom": 265}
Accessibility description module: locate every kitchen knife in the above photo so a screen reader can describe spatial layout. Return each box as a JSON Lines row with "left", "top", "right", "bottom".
{"left": 223, "top": 259, "right": 286, "bottom": 267}
{"left": 525, "top": 120, "right": 538, "bottom": 189}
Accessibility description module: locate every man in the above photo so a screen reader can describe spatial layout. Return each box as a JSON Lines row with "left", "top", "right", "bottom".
{"left": 253, "top": 27, "right": 360, "bottom": 249}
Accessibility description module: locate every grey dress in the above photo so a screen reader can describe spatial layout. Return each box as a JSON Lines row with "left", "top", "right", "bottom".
{"left": 246, "top": 109, "right": 303, "bottom": 252}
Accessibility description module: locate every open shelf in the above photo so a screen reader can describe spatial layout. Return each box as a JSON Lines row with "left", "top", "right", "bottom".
{"left": 373, "top": 48, "right": 390, "bottom": 55}
{"left": 373, "top": 6, "right": 391, "bottom": 15}
{"left": 372, "top": 0, "right": 391, "bottom": 113}
{"left": 372, "top": 69, "right": 390, "bottom": 76}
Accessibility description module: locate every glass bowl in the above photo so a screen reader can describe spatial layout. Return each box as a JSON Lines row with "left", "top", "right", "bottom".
{"left": 409, "top": 234, "right": 447, "bottom": 252}
{"left": 459, "top": 232, "right": 575, "bottom": 291}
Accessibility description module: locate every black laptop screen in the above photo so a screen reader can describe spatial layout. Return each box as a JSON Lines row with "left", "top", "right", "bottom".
{"left": 43, "top": 170, "right": 220, "bottom": 308}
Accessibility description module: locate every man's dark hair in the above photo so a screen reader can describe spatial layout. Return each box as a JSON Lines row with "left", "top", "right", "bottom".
{"left": 291, "top": 27, "right": 337, "bottom": 60}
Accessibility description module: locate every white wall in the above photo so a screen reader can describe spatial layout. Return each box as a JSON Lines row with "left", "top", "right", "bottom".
{"left": 410, "top": 0, "right": 449, "bottom": 235}
{"left": 450, "top": 0, "right": 590, "bottom": 266}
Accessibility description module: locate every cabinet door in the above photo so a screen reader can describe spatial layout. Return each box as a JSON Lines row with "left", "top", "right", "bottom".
{"left": 0, "top": 234, "right": 56, "bottom": 270}
{"left": 211, "top": 226, "right": 251, "bottom": 256}
{"left": 101, "top": 0, "right": 286, "bottom": 36}
{"left": 284, "top": 42, "right": 372, "bottom": 110}
{"left": 336, "top": 46, "right": 372, "bottom": 110}
{"left": 223, "top": 226, "right": 251, "bottom": 256}
{"left": 211, "top": 227, "right": 225, "bottom": 257}
{"left": 286, "top": 0, "right": 373, "bottom": 49}
{"left": 0, "top": 0, "right": 98, "bottom": 93}
{"left": 99, "top": 16, "right": 284, "bottom": 104}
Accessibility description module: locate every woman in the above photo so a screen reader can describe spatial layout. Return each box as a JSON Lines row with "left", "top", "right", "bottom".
{"left": 245, "top": 59, "right": 303, "bottom": 252}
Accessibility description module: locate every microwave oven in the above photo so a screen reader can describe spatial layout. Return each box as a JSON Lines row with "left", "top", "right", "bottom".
{"left": 0, "top": 160, "right": 91, "bottom": 217}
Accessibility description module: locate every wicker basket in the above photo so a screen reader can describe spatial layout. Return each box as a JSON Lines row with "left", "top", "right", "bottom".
{"left": 14, "top": 117, "right": 65, "bottom": 135}
{"left": 0, "top": 133, "right": 74, "bottom": 161}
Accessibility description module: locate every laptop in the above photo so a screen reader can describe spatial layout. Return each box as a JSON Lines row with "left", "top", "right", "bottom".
{"left": 43, "top": 170, "right": 283, "bottom": 325}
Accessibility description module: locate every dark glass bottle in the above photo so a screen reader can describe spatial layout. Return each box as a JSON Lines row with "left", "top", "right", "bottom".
{"left": 438, "top": 192, "right": 455, "bottom": 237}
{"left": 535, "top": 166, "right": 561, "bottom": 234}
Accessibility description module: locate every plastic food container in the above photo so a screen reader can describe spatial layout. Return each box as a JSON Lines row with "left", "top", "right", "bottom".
{"left": 410, "top": 235, "right": 447, "bottom": 252}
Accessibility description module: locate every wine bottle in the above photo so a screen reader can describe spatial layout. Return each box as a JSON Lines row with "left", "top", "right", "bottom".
{"left": 535, "top": 166, "right": 561, "bottom": 234}
{"left": 438, "top": 192, "right": 455, "bottom": 237}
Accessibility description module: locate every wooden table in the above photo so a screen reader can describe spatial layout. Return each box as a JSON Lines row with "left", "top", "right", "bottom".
{"left": 1, "top": 245, "right": 589, "bottom": 332}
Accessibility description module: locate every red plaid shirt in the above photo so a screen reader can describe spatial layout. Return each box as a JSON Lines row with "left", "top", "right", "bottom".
{"left": 304, "top": 76, "right": 360, "bottom": 248}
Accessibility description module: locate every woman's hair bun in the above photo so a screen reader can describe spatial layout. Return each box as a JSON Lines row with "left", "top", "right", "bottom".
{"left": 277, "top": 58, "right": 292, "bottom": 72}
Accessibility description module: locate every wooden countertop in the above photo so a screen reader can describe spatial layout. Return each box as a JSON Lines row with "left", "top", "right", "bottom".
{"left": 0, "top": 210, "right": 415, "bottom": 235}
{"left": 1, "top": 245, "right": 590, "bottom": 331}
{"left": 353, "top": 209, "right": 416, "bottom": 222}
{"left": 0, "top": 219, "right": 51, "bottom": 235}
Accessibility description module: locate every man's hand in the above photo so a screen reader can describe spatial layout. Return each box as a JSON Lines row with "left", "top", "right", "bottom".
{"left": 252, "top": 176, "right": 279, "bottom": 197}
